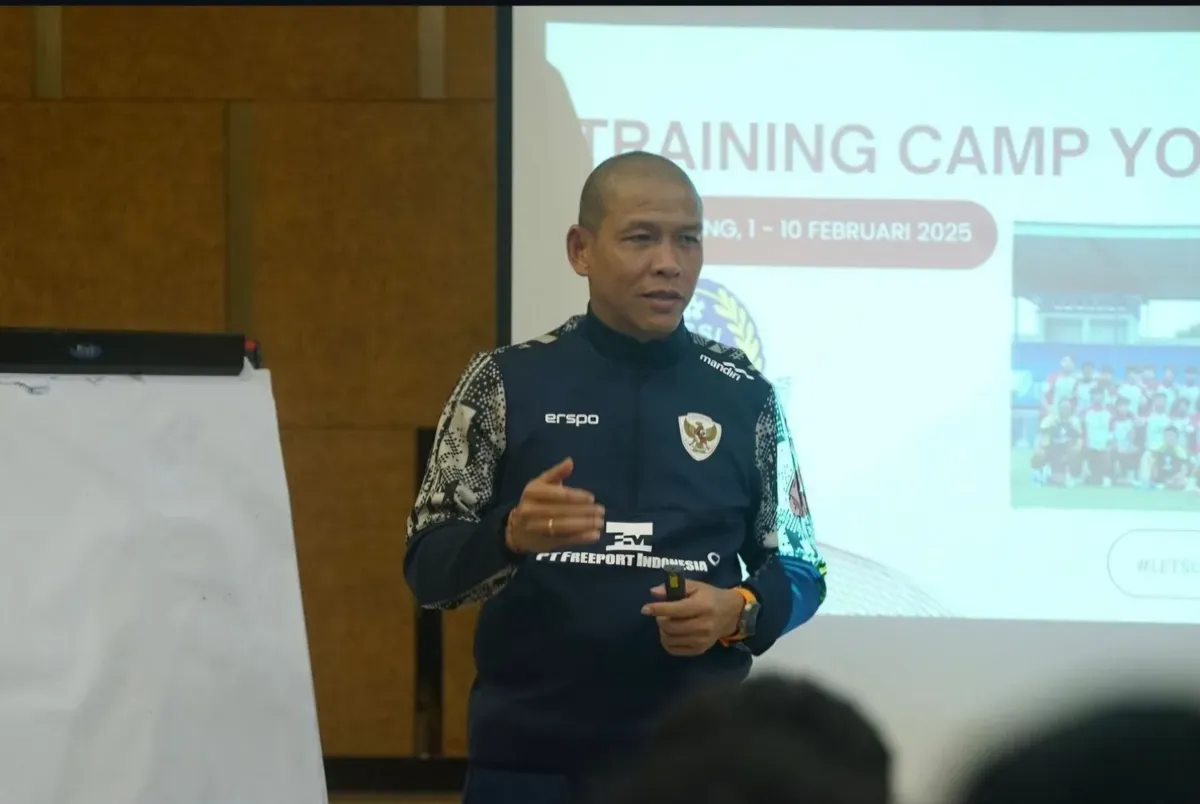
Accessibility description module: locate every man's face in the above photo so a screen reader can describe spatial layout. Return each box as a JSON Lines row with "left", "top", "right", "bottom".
{"left": 568, "top": 173, "right": 703, "bottom": 340}
{"left": 1081, "top": 363, "right": 1094, "bottom": 379}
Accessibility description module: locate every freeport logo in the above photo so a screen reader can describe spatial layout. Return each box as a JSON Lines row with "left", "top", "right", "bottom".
{"left": 606, "top": 521, "right": 653, "bottom": 553}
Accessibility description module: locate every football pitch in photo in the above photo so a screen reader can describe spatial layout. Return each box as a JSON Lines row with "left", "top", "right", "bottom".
{"left": 1010, "top": 448, "right": 1200, "bottom": 512}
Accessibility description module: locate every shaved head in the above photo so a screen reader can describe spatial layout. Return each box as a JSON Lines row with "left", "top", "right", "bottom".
{"left": 566, "top": 151, "right": 703, "bottom": 342}
{"left": 577, "top": 151, "right": 701, "bottom": 233}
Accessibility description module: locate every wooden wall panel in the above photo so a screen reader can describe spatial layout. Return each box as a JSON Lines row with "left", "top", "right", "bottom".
{"left": 441, "top": 607, "right": 480, "bottom": 755}
{"left": 0, "top": 102, "right": 225, "bottom": 330}
{"left": 62, "top": 7, "right": 419, "bottom": 100}
{"left": 283, "top": 429, "right": 416, "bottom": 755}
{"left": 0, "top": 4, "right": 504, "bottom": 763}
{"left": 0, "top": 7, "right": 31, "bottom": 98}
{"left": 250, "top": 101, "right": 496, "bottom": 430}
{"left": 446, "top": 7, "right": 494, "bottom": 100}
{"left": 440, "top": 6, "right": 498, "bottom": 755}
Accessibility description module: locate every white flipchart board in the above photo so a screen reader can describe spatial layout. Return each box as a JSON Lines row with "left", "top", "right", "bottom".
{"left": 0, "top": 364, "right": 327, "bottom": 804}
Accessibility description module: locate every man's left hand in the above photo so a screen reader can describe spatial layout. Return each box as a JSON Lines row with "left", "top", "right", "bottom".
{"left": 641, "top": 580, "right": 744, "bottom": 657}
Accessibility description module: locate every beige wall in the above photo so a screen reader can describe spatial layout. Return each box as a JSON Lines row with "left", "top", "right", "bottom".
{"left": 0, "top": 5, "right": 493, "bottom": 757}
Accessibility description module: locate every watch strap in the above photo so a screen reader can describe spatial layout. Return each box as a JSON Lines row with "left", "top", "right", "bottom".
{"left": 719, "top": 587, "right": 758, "bottom": 646}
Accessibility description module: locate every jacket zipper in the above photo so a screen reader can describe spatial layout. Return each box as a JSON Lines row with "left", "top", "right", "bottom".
{"left": 630, "top": 371, "right": 646, "bottom": 510}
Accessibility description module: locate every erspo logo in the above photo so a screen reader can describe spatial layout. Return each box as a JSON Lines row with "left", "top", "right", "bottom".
{"left": 684, "top": 278, "right": 765, "bottom": 373}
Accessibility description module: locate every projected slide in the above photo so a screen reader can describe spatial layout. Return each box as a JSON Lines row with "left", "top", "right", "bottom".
{"left": 538, "top": 24, "right": 1200, "bottom": 624}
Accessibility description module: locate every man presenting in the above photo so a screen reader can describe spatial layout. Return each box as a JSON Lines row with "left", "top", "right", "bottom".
{"left": 404, "top": 152, "right": 827, "bottom": 803}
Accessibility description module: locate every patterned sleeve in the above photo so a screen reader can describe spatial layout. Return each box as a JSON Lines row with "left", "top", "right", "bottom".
{"left": 405, "top": 351, "right": 514, "bottom": 609}
{"left": 750, "top": 385, "right": 828, "bottom": 630}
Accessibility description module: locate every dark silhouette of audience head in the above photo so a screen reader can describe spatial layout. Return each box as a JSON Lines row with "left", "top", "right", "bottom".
{"left": 598, "top": 674, "right": 890, "bottom": 804}
{"left": 955, "top": 697, "right": 1200, "bottom": 804}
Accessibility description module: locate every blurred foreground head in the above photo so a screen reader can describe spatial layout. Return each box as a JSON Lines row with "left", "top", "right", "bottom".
{"left": 956, "top": 697, "right": 1200, "bottom": 804}
{"left": 599, "top": 674, "right": 890, "bottom": 804}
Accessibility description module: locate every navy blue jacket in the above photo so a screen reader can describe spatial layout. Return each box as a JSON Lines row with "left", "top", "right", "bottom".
{"left": 404, "top": 310, "right": 827, "bottom": 774}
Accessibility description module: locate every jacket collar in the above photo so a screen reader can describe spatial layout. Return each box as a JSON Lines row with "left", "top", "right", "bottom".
{"left": 581, "top": 305, "right": 690, "bottom": 369}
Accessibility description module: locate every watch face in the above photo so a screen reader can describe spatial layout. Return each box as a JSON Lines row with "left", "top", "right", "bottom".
{"left": 741, "top": 600, "right": 760, "bottom": 637}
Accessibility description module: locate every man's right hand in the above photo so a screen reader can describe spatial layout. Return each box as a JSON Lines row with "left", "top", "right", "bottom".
{"left": 505, "top": 457, "right": 604, "bottom": 555}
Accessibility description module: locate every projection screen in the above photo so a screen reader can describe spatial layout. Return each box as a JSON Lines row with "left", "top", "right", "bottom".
{"left": 500, "top": 7, "right": 1200, "bottom": 801}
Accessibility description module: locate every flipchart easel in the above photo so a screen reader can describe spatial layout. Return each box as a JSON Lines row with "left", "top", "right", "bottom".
{"left": 0, "top": 332, "right": 326, "bottom": 804}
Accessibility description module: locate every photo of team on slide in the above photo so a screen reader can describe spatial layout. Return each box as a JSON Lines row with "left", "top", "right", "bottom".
{"left": 1010, "top": 223, "right": 1200, "bottom": 511}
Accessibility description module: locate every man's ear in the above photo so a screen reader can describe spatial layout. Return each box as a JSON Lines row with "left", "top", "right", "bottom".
{"left": 566, "top": 224, "right": 591, "bottom": 278}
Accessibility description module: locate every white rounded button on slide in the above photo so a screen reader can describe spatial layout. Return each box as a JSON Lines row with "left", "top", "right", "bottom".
{"left": 1108, "top": 530, "right": 1200, "bottom": 600}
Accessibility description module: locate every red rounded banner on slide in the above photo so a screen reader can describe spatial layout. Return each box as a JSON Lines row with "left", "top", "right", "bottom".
{"left": 701, "top": 197, "right": 997, "bottom": 270}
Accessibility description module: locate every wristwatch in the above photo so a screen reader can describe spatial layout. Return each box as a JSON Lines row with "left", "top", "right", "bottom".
{"left": 719, "top": 587, "right": 760, "bottom": 646}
